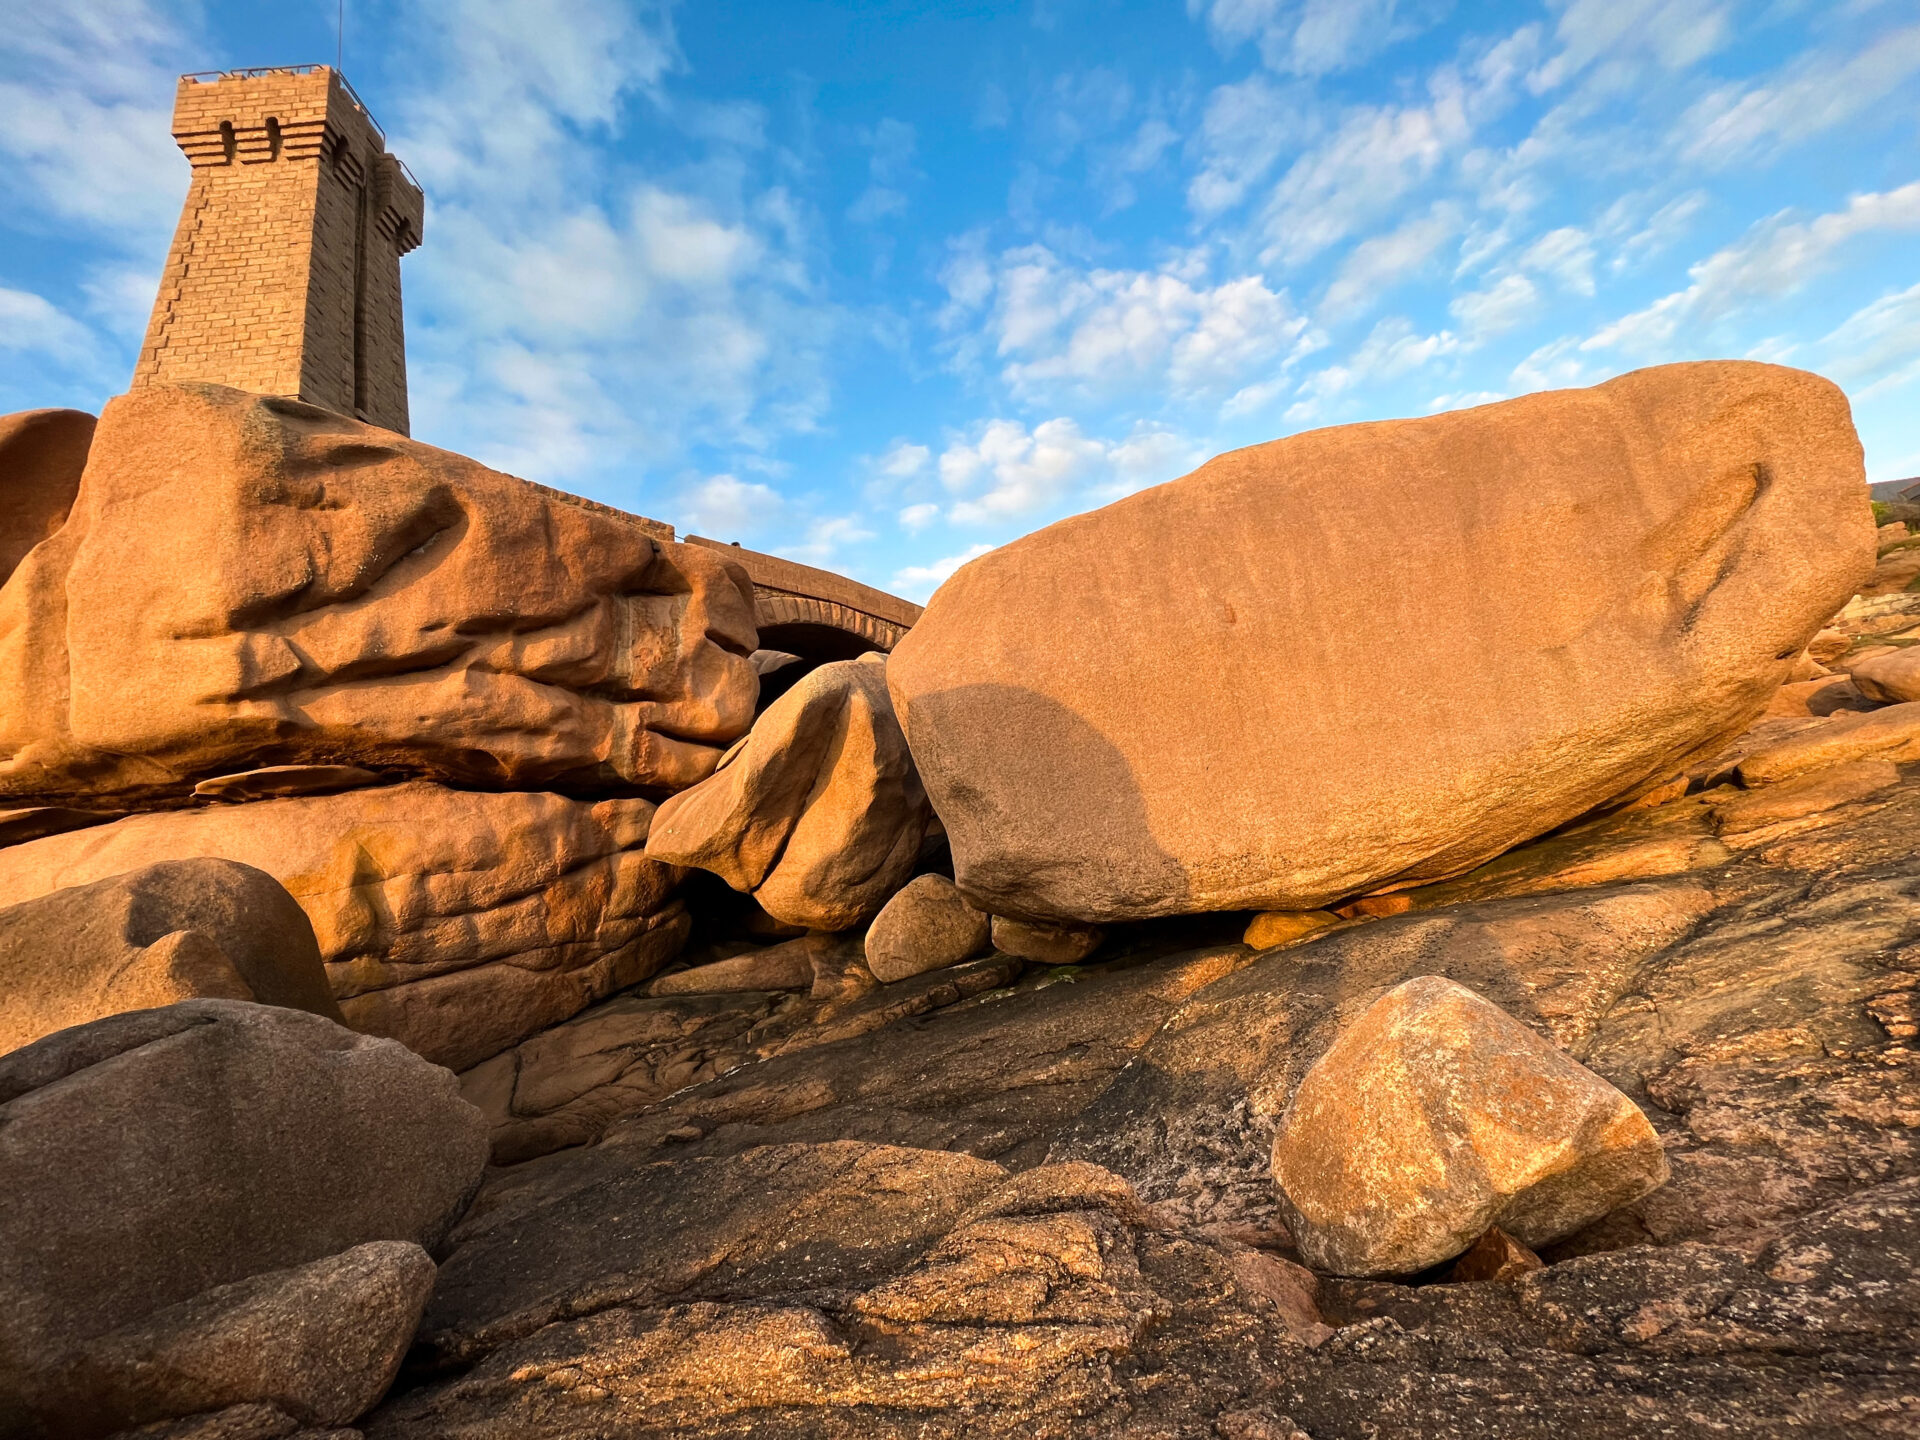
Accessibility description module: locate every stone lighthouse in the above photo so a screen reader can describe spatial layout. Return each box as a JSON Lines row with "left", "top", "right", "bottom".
{"left": 132, "top": 66, "right": 424, "bottom": 435}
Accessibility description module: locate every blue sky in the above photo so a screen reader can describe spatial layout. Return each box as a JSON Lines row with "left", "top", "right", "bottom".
{"left": 4, "top": 1, "right": 1918, "bottom": 600}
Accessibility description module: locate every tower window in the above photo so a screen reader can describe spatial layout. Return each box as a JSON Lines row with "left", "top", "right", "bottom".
{"left": 265, "top": 116, "right": 282, "bottom": 160}
{"left": 218, "top": 120, "right": 235, "bottom": 163}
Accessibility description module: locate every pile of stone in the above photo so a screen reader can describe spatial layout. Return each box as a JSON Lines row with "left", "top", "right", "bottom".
{"left": 3, "top": 358, "right": 1906, "bottom": 1435}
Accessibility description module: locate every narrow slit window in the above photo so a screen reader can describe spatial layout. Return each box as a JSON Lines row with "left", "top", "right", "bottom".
{"left": 218, "top": 120, "right": 236, "bottom": 163}
{"left": 265, "top": 116, "right": 282, "bottom": 160}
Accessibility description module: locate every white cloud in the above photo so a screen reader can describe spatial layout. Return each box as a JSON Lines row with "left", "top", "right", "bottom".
{"left": 1187, "top": 75, "right": 1306, "bottom": 218}
{"left": 899, "top": 502, "right": 941, "bottom": 531}
{"left": 876, "top": 441, "right": 930, "bottom": 480}
{"left": 1602, "top": 191, "right": 1707, "bottom": 275}
{"left": 1819, "top": 281, "right": 1920, "bottom": 399}
{"left": 1319, "top": 207, "right": 1459, "bottom": 320}
{"left": 778, "top": 513, "right": 877, "bottom": 566}
{"left": 1286, "top": 315, "right": 1460, "bottom": 423}
{"left": 391, "top": 0, "right": 832, "bottom": 496}
{"left": 0, "top": 286, "right": 96, "bottom": 364}
{"left": 1681, "top": 23, "right": 1920, "bottom": 168}
{"left": 1529, "top": 0, "right": 1732, "bottom": 94}
{"left": 1191, "top": 0, "right": 1440, "bottom": 77}
{"left": 1450, "top": 272, "right": 1541, "bottom": 338}
{"left": 1518, "top": 226, "right": 1595, "bottom": 295}
{"left": 1584, "top": 181, "right": 1920, "bottom": 356}
{"left": 849, "top": 117, "right": 918, "bottom": 225}
{"left": 0, "top": 1, "right": 189, "bottom": 245}
{"left": 1510, "top": 335, "right": 1594, "bottom": 393}
{"left": 892, "top": 543, "right": 995, "bottom": 601}
{"left": 676, "top": 473, "right": 786, "bottom": 539}
{"left": 940, "top": 417, "right": 1109, "bottom": 523}
{"left": 967, "top": 244, "right": 1310, "bottom": 405}
{"left": 1253, "top": 83, "right": 1472, "bottom": 268}
{"left": 934, "top": 416, "right": 1207, "bottom": 524}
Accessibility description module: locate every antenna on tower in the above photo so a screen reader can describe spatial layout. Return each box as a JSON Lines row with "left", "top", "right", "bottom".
{"left": 337, "top": 0, "right": 344, "bottom": 70}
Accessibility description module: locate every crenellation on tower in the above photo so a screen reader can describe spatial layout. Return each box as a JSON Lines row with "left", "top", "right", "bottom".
{"left": 133, "top": 66, "right": 423, "bottom": 435}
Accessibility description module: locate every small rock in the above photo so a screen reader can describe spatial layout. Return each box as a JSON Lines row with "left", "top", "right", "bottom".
{"left": 991, "top": 914, "right": 1104, "bottom": 965}
{"left": 1806, "top": 627, "right": 1852, "bottom": 665}
{"left": 56, "top": 1241, "right": 434, "bottom": 1438}
{"left": 1848, "top": 647, "right": 1920, "bottom": 704}
{"left": 1442, "top": 1226, "right": 1544, "bottom": 1283}
{"left": 1736, "top": 699, "right": 1920, "bottom": 786}
{"left": 1710, "top": 759, "right": 1900, "bottom": 835}
{"left": 646, "top": 934, "right": 822, "bottom": 994}
{"left": 0, "top": 859, "right": 343, "bottom": 1056}
{"left": 1243, "top": 910, "right": 1341, "bottom": 951}
{"left": 865, "top": 874, "right": 991, "bottom": 983}
{"left": 1270, "top": 976, "right": 1668, "bottom": 1277}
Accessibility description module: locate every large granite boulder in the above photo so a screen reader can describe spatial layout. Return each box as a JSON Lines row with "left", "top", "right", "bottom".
{"left": 0, "top": 406, "right": 94, "bottom": 589}
{"left": 1269, "top": 976, "right": 1669, "bottom": 1276}
{"left": 0, "top": 383, "right": 758, "bottom": 809}
{"left": 888, "top": 362, "right": 1873, "bottom": 921}
{"left": 0, "top": 858, "right": 342, "bottom": 1056}
{"left": 0, "top": 783, "right": 687, "bottom": 1070}
{"left": 0, "top": 1001, "right": 487, "bottom": 1434}
{"left": 647, "top": 653, "right": 932, "bottom": 930}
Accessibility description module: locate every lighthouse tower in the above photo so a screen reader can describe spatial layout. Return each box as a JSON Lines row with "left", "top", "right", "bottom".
{"left": 132, "top": 66, "right": 424, "bottom": 435}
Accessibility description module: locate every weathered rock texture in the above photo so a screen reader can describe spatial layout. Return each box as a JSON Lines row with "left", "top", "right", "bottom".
{"left": 51, "top": 1241, "right": 435, "bottom": 1439}
{"left": 889, "top": 362, "right": 1873, "bottom": 922}
{"left": 0, "top": 857, "right": 342, "bottom": 1056}
{"left": 343, "top": 743, "right": 1920, "bottom": 1436}
{"left": 647, "top": 653, "right": 931, "bottom": 930}
{"left": 0, "top": 383, "right": 757, "bottom": 808}
{"left": 0, "top": 1001, "right": 486, "bottom": 1433}
{"left": 0, "top": 407, "right": 93, "bottom": 589}
{"left": 1270, "top": 976, "right": 1669, "bottom": 1276}
{"left": 865, "top": 873, "right": 990, "bottom": 982}
{"left": 0, "top": 782, "right": 685, "bottom": 1071}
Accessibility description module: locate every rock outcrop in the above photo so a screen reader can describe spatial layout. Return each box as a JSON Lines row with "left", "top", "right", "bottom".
{"left": 1269, "top": 976, "right": 1669, "bottom": 1276}
{"left": 864, "top": 873, "right": 990, "bottom": 982}
{"left": 0, "top": 858, "right": 341, "bottom": 1055}
{"left": 0, "top": 406, "right": 94, "bottom": 589}
{"left": 0, "top": 383, "right": 758, "bottom": 808}
{"left": 0, "top": 782, "right": 687, "bottom": 1070}
{"left": 646, "top": 653, "right": 931, "bottom": 930}
{"left": 0, "top": 1001, "right": 486, "bottom": 1434}
{"left": 889, "top": 362, "right": 1872, "bottom": 922}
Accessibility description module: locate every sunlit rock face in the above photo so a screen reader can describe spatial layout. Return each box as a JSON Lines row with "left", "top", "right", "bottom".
{"left": 0, "top": 383, "right": 759, "bottom": 808}
{"left": 889, "top": 361, "right": 1874, "bottom": 924}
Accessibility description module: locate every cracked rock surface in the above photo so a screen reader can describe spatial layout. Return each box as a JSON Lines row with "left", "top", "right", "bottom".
{"left": 363, "top": 761, "right": 1920, "bottom": 1437}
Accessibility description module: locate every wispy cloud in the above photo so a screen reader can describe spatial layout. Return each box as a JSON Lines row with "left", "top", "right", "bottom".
{"left": 1583, "top": 181, "right": 1920, "bottom": 357}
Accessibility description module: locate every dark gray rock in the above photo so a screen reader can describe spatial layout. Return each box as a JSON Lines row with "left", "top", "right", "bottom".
{"left": 0, "top": 1001, "right": 487, "bottom": 1435}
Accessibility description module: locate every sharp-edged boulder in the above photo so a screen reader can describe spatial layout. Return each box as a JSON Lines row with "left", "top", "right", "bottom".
{"left": 0, "top": 383, "right": 758, "bottom": 809}
{"left": 865, "top": 874, "right": 991, "bottom": 982}
{"left": 646, "top": 653, "right": 932, "bottom": 931}
{"left": 888, "top": 362, "right": 1873, "bottom": 922}
{"left": 0, "top": 858, "right": 342, "bottom": 1056}
{"left": 0, "top": 1001, "right": 487, "bottom": 1432}
{"left": 1269, "top": 976, "right": 1669, "bottom": 1277}
{"left": 0, "top": 406, "right": 94, "bottom": 589}
{"left": 49, "top": 1241, "right": 435, "bottom": 1439}
{"left": 0, "top": 783, "right": 687, "bottom": 1071}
